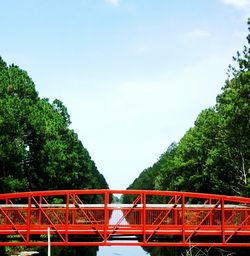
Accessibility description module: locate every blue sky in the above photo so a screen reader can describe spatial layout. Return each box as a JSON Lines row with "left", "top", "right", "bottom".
{"left": 1, "top": 0, "right": 250, "bottom": 189}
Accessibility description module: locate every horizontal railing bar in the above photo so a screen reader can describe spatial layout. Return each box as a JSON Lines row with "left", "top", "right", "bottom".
{"left": 0, "top": 204, "right": 249, "bottom": 208}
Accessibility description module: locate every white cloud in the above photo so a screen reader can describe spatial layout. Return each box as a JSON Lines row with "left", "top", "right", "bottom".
{"left": 186, "top": 29, "right": 211, "bottom": 39}
{"left": 105, "top": 0, "right": 120, "bottom": 6}
{"left": 220, "top": 0, "right": 250, "bottom": 9}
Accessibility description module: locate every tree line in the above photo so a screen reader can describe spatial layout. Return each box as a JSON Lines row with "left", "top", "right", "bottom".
{"left": 0, "top": 57, "right": 108, "bottom": 255}
{"left": 124, "top": 19, "right": 250, "bottom": 256}
{"left": 126, "top": 21, "right": 250, "bottom": 198}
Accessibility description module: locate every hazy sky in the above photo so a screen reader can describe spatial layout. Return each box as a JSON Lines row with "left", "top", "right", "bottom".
{"left": 1, "top": 0, "right": 250, "bottom": 189}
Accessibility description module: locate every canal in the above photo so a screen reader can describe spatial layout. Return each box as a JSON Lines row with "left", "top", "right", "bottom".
{"left": 97, "top": 208, "right": 148, "bottom": 256}
{"left": 97, "top": 245, "right": 148, "bottom": 256}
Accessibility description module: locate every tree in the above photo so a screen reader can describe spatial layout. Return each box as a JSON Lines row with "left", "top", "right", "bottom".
{"left": 126, "top": 19, "right": 250, "bottom": 256}
{"left": 0, "top": 58, "right": 108, "bottom": 193}
{"left": 214, "top": 20, "right": 250, "bottom": 196}
{"left": 0, "top": 57, "right": 108, "bottom": 256}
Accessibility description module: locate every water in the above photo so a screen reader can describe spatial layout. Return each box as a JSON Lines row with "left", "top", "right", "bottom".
{"left": 97, "top": 245, "right": 148, "bottom": 256}
{"left": 97, "top": 208, "right": 148, "bottom": 256}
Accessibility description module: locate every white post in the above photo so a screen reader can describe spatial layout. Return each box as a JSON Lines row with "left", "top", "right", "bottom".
{"left": 48, "top": 227, "right": 51, "bottom": 256}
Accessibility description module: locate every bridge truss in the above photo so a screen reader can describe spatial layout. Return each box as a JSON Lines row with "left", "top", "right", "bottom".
{"left": 0, "top": 189, "right": 249, "bottom": 247}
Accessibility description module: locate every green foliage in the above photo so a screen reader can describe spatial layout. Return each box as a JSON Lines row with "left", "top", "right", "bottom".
{"left": 0, "top": 59, "right": 108, "bottom": 193}
{"left": 127, "top": 19, "right": 250, "bottom": 198}
{"left": 127, "top": 19, "right": 250, "bottom": 256}
{"left": 0, "top": 57, "right": 109, "bottom": 255}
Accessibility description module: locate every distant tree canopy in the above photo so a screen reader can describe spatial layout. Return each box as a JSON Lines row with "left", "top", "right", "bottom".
{"left": 0, "top": 57, "right": 108, "bottom": 193}
{"left": 125, "top": 18, "right": 250, "bottom": 256}
{"left": 126, "top": 20, "right": 250, "bottom": 198}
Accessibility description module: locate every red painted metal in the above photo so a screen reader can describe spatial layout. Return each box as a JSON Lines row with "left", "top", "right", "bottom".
{"left": 0, "top": 190, "right": 249, "bottom": 247}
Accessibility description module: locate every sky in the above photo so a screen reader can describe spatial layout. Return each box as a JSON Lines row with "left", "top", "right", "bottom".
{"left": 1, "top": 0, "right": 250, "bottom": 190}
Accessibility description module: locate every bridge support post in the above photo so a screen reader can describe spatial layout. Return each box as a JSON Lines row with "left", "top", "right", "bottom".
{"left": 142, "top": 191, "right": 146, "bottom": 243}
{"left": 221, "top": 197, "right": 225, "bottom": 244}
{"left": 48, "top": 227, "right": 51, "bottom": 256}
{"left": 182, "top": 194, "right": 186, "bottom": 246}
{"left": 104, "top": 191, "right": 109, "bottom": 245}
{"left": 27, "top": 194, "right": 31, "bottom": 244}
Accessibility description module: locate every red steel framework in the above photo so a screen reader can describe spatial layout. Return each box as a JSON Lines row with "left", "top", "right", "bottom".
{"left": 0, "top": 189, "right": 249, "bottom": 247}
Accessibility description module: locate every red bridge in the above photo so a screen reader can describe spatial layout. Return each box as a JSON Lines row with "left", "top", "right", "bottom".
{"left": 0, "top": 189, "right": 250, "bottom": 247}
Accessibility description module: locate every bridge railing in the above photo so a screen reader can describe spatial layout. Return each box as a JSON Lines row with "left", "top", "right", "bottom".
{"left": 0, "top": 189, "right": 249, "bottom": 247}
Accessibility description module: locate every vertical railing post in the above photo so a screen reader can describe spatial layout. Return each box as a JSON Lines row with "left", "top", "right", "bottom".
{"left": 209, "top": 198, "right": 212, "bottom": 225}
{"left": 27, "top": 193, "right": 31, "bottom": 243}
{"left": 72, "top": 193, "right": 75, "bottom": 225}
{"left": 182, "top": 193, "right": 186, "bottom": 245}
{"left": 221, "top": 197, "right": 225, "bottom": 244}
{"left": 174, "top": 195, "right": 178, "bottom": 225}
{"left": 142, "top": 191, "right": 146, "bottom": 244}
{"left": 65, "top": 193, "right": 69, "bottom": 243}
{"left": 4, "top": 197, "right": 8, "bottom": 225}
{"left": 104, "top": 191, "right": 109, "bottom": 245}
{"left": 39, "top": 195, "right": 42, "bottom": 225}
